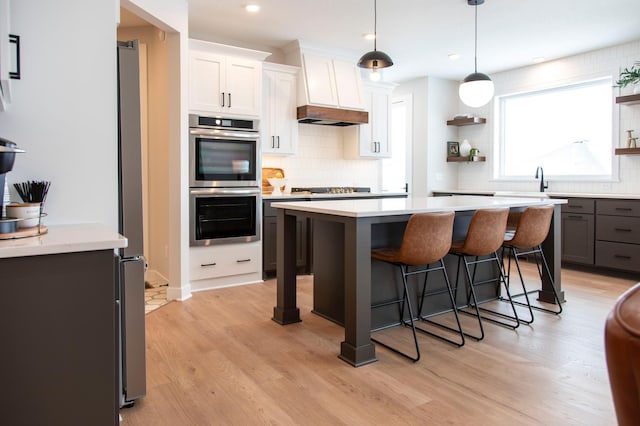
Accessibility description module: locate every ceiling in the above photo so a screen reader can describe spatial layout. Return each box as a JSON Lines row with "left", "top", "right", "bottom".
{"left": 124, "top": 0, "right": 640, "bottom": 84}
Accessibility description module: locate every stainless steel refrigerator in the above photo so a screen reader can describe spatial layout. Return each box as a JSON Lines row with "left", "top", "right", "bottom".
{"left": 117, "top": 39, "right": 146, "bottom": 408}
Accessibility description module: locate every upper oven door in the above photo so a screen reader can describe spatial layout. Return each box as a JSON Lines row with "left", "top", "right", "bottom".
{"left": 189, "top": 128, "right": 259, "bottom": 187}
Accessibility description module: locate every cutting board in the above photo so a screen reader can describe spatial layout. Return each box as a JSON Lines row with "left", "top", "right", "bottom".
{"left": 262, "top": 167, "right": 285, "bottom": 194}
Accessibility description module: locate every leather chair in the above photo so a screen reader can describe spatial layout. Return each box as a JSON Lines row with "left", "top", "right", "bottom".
{"left": 449, "top": 208, "right": 518, "bottom": 340}
{"left": 501, "top": 205, "right": 563, "bottom": 324}
{"left": 605, "top": 282, "right": 640, "bottom": 426}
{"left": 371, "top": 211, "right": 462, "bottom": 362}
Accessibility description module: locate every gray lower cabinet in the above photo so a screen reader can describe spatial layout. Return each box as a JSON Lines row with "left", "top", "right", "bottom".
{"left": 595, "top": 199, "right": 640, "bottom": 273}
{"left": 560, "top": 198, "right": 595, "bottom": 265}
{"left": 263, "top": 200, "right": 308, "bottom": 278}
{"left": 1, "top": 250, "right": 119, "bottom": 426}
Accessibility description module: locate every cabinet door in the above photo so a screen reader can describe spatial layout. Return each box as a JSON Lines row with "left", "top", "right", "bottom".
{"left": 226, "top": 57, "right": 261, "bottom": 116}
{"left": 344, "top": 86, "right": 392, "bottom": 158}
{"left": 189, "top": 50, "right": 225, "bottom": 113}
{"left": 369, "top": 88, "right": 391, "bottom": 156}
{"left": 561, "top": 213, "right": 594, "bottom": 265}
{"left": 262, "top": 216, "right": 277, "bottom": 272}
{"left": 332, "top": 58, "right": 364, "bottom": 109}
{"left": 263, "top": 69, "right": 297, "bottom": 154}
{"left": 302, "top": 53, "right": 338, "bottom": 106}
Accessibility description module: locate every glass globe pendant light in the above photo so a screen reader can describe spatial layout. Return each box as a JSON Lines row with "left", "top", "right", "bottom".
{"left": 358, "top": 0, "right": 393, "bottom": 81}
{"left": 459, "top": 0, "right": 494, "bottom": 108}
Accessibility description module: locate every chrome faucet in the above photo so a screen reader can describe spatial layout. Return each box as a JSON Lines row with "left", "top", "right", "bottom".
{"left": 535, "top": 166, "right": 548, "bottom": 192}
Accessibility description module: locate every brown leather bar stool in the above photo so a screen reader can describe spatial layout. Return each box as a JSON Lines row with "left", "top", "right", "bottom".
{"left": 449, "top": 208, "right": 519, "bottom": 341}
{"left": 501, "top": 205, "right": 563, "bottom": 324}
{"left": 371, "top": 211, "right": 462, "bottom": 362}
{"left": 605, "top": 282, "right": 640, "bottom": 426}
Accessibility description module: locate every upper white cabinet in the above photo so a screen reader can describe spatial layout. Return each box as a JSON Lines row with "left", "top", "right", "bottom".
{"left": 262, "top": 63, "right": 299, "bottom": 155}
{"left": 344, "top": 82, "right": 395, "bottom": 159}
{"left": 189, "top": 39, "right": 269, "bottom": 117}
{"left": 0, "top": 0, "right": 11, "bottom": 111}
{"left": 301, "top": 52, "right": 364, "bottom": 110}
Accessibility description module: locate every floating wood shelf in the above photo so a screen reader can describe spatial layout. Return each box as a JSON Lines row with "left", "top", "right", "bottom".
{"left": 447, "top": 156, "right": 486, "bottom": 162}
{"left": 446, "top": 117, "right": 487, "bottom": 126}
{"left": 614, "top": 147, "right": 640, "bottom": 155}
{"left": 615, "top": 94, "right": 640, "bottom": 105}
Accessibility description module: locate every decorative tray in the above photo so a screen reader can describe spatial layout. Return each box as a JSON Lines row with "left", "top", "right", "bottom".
{"left": 0, "top": 225, "right": 48, "bottom": 240}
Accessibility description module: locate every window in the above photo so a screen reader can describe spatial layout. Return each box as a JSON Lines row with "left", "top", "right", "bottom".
{"left": 496, "top": 78, "right": 614, "bottom": 180}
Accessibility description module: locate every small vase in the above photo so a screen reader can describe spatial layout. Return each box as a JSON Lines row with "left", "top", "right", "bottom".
{"left": 459, "top": 139, "right": 472, "bottom": 157}
{"left": 634, "top": 83, "right": 640, "bottom": 95}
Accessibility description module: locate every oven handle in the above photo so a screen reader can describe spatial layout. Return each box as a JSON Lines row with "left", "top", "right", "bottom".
{"left": 189, "top": 187, "right": 261, "bottom": 196}
{"left": 189, "top": 128, "right": 259, "bottom": 140}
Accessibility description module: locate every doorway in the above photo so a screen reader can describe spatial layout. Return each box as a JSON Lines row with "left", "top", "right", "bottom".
{"left": 382, "top": 94, "right": 413, "bottom": 193}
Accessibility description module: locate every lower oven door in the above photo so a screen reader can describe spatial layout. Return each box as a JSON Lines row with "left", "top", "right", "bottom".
{"left": 190, "top": 187, "right": 261, "bottom": 246}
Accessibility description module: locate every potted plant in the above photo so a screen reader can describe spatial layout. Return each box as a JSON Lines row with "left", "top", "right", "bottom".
{"left": 615, "top": 61, "right": 640, "bottom": 94}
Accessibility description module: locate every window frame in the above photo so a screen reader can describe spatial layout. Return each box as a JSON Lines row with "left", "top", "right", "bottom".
{"left": 492, "top": 76, "right": 620, "bottom": 183}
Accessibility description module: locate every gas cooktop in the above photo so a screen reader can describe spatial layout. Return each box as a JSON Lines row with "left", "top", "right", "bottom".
{"left": 290, "top": 187, "right": 371, "bottom": 194}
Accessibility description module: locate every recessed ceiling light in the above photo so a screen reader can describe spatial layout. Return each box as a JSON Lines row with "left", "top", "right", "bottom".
{"left": 363, "top": 33, "right": 376, "bottom": 41}
{"left": 533, "top": 57, "right": 546, "bottom": 63}
{"left": 448, "top": 53, "right": 460, "bottom": 60}
{"left": 245, "top": 4, "right": 260, "bottom": 13}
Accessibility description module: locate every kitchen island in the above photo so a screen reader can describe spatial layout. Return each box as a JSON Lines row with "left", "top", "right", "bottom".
{"left": 0, "top": 224, "right": 126, "bottom": 425}
{"left": 271, "top": 195, "right": 567, "bottom": 367}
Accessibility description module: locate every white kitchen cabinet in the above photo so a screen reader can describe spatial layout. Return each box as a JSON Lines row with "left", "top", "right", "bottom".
{"left": 0, "top": 0, "right": 11, "bottom": 111}
{"left": 190, "top": 242, "right": 261, "bottom": 282}
{"left": 344, "top": 82, "right": 394, "bottom": 159}
{"left": 262, "top": 63, "right": 299, "bottom": 155}
{"left": 189, "top": 39, "right": 269, "bottom": 117}
{"left": 301, "top": 52, "right": 364, "bottom": 110}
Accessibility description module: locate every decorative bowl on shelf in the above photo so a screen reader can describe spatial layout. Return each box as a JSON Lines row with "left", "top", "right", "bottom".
{"left": 267, "top": 178, "right": 288, "bottom": 196}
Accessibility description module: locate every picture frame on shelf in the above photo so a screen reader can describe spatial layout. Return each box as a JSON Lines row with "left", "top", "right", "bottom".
{"left": 447, "top": 141, "right": 460, "bottom": 157}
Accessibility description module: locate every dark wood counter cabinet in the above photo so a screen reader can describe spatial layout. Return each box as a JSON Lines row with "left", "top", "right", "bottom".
{"left": 0, "top": 224, "right": 126, "bottom": 426}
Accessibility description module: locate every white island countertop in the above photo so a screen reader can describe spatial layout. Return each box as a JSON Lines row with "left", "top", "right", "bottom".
{"left": 0, "top": 223, "right": 127, "bottom": 259}
{"left": 271, "top": 195, "right": 567, "bottom": 218}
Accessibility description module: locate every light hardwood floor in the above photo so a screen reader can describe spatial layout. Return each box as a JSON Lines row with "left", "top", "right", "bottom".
{"left": 120, "top": 265, "right": 636, "bottom": 425}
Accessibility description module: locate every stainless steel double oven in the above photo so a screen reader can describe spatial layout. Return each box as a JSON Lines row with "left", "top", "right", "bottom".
{"left": 189, "top": 114, "right": 261, "bottom": 246}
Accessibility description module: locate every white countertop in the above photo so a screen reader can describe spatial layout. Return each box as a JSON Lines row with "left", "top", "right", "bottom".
{"left": 432, "top": 189, "right": 640, "bottom": 200}
{"left": 0, "top": 223, "right": 127, "bottom": 259}
{"left": 263, "top": 192, "right": 408, "bottom": 200}
{"left": 271, "top": 195, "right": 566, "bottom": 218}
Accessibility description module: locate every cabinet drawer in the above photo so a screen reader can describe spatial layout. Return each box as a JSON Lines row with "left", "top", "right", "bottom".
{"left": 596, "top": 199, "right": 640, "bottom": 217}
{"left": 561, "top": 198, "right": 594, "bottom": 214}
{"left": 596, "top": 215, "right": 640, "bottom": 244}
{"left": 190, "top": 243, "right": 261, "bottom": 281}
{"left": 595, "top": 241, "right": 640, "bottom": 273}
{"left": 263, "top": 202, "right": 277, "bottom": 217}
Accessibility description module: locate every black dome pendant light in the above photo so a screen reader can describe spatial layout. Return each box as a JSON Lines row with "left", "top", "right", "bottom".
{"left": 358, "top": 0, "right": 393, "bottom": 81}
{"left": 459, "top": 0, "right": 495, "bottom": 107}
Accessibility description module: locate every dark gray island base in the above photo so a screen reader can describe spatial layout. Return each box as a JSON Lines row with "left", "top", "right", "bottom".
{"left": 272, "top": 196, "right": 566, "bottom": 367}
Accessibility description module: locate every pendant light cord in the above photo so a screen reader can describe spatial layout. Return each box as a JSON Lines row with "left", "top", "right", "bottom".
{"left": 373, "top": 0, "right": 378, "bottom": 51}
{"left": 474, "top": 1, "right": 478, "bottom": 73}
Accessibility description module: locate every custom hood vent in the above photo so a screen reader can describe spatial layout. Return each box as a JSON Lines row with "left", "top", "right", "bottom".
{"left": 297, "top": 105, "right": 368, "bottom": 126}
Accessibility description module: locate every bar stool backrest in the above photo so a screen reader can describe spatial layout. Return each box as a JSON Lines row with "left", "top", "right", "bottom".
{"left": 397, "top": 211, "right": 455, "bottom": 266}
{"left": 459, "top": 208, "right": 509, "bottom": 256}
{"left": 508, "top": 205, "right": 554, "bottom": 249}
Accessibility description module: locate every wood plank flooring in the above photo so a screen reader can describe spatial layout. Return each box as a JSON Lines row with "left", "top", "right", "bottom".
{"left": 120, "top": 265, "right": 636, "bottom": 425}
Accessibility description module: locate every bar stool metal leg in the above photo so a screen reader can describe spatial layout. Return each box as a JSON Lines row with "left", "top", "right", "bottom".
{"left": 415, "top": 259, "right": 465, "bottom": 347}
{"left": 371, "top": 264, "right": 421, "bottom": 362}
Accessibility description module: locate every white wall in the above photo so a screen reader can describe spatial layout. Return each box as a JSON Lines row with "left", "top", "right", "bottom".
{"left": 457, "top": 39, "right": 640, "bottom": 195}
{"left": 262, "top": 124, "right": 382, "bottom": 190}
{"left": 0, "top": 0, "right": 119, "bottom": 228}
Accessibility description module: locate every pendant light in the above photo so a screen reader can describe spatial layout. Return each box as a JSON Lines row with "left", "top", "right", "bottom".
{"left": 459, "top": 0, "right": 494, "bottom": 108}
{"left": 358, "top": 0, "right": 393, "bottom": 81}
